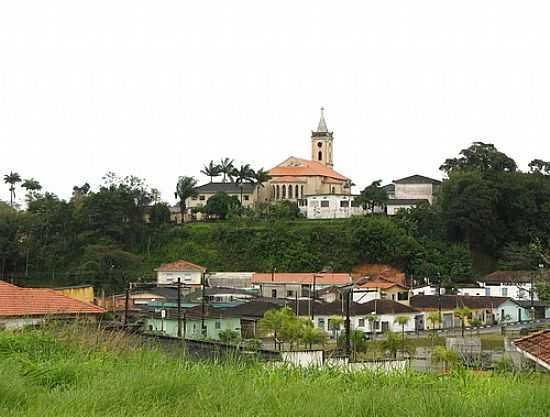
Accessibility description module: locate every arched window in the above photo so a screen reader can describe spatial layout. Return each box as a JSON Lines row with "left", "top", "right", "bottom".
{"left": 331, "top": 186, "right": 336, "bottom": 194}
{"left": 289, "top": 185, "right": 293, "bottom": 199}
{"left": 295, "top": 185, "right": 299, "bottom": 199}
{"left": 276, "top": 185, "right": 280, "bottom": 200}
{"left": 318, "top": 151, "right": 323, "bottom": 161}
{"left": 272, "top": 185, "right": 275, "bottom": 199}
{"left": 282, "top": 185, "right": 286, "bottom": 199}
{"left": 301, "top": 185, "right": 304, "bottom": 198}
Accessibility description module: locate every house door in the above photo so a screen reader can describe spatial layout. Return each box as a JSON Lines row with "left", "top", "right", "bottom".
{"left": 414, "top": 315, "right": 424, "bottom": 331}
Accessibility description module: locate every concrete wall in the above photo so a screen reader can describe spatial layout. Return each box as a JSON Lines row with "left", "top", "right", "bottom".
{"left": 306, "top": 195, "right": 365, "bottom": 219}
{"left": 0, "top": 317, "right": 44, "bottom": 330}
{"left": 394, "top": 183, "right": 434, "bottom": 203}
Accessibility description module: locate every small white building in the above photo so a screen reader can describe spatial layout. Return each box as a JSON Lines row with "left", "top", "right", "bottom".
{"left": 477, "top": 271, "right": 541, "bottom": 301}
{"left": 384, "top": 175, "right": 442, "bottom": 215}
{"left": 303, "top": 194, "right": 365, "bottom": 219}
{"left": 155, "top": 260, "right": 207, "bottom": 287}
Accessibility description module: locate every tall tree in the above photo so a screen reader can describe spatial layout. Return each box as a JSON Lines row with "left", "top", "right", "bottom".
{"left": 3, "top": 172, "right": 21, "bottom": 207}
{"left": 219, "top": 158, "right": 235, "bottom": 183}
{"left": 528, "top": 159, "right": 550, "bottom": 175}
{"left": 175, "top": 176, "right": 198, "bottom": 221}
{"left": 21, "top": 178, "right": 42, "bottom": 202}
{"left": 200, "top": 161, "right": 222, "bottom": 183}
{"left": 454, "top": 307, "right": 472, "bottom": 337}
{"left": 252, "top": 167, "right": 271, "bottom": 203}
{"left": 357, "top": 180, "right": 388, "bottom": 215}
{"left": 440, "top": 142, "right": 517, "bottom": 175}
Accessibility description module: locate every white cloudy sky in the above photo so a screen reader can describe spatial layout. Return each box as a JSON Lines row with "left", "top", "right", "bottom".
{"left": 1, "top": 1, "right": 550, "bottom": 205}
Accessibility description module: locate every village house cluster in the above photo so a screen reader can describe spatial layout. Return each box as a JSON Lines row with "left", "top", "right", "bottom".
{"left": 171, "top": 109, "right": 441, "bottom": 222}
{"left": 93, "top": 260, "right": 550, "bottom": 342}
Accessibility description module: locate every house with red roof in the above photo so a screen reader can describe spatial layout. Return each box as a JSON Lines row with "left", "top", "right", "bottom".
{"left": 155, "top": 260, "right": 207, "bottom": 287}
{"left": 513, "top": 330, "right": 550, "bottom": 371}
{"left": 0, "top": 281, "right": 105, "bottom": 330}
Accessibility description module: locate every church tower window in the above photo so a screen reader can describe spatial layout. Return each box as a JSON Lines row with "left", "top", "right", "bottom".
{"left": 282, "top": 185, "right": 286, "bottom": 199}
{"left": 318, "top": 151, "right": 323, "bottom": 161}
{"left": 295, "top": 185, "right": 299, "bottom": 199}
{"left": 276, "top": 185, "right": 280, "bottom": 200}
{"left": 289, "top": 185, "right": 293, "bottom": 199}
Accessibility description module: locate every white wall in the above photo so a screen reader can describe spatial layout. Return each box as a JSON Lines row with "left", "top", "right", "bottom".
{"left": 312, "top": 312, "right": 419, "bottom": 334}
{"left": 479, "top": 282, "right": 536, "bottom": 301}
{"left": 306, "top": 195, "right": 365, "bottom": 219}
{"left": 456, "top": 287, "right": 486, "bottom": 297}
{"left": 394, "top": 183, "right": 434, "bottom": 203}
{"left": 411, "top": 286, "right": 446, "bottom": 296}
{"left": 157, "top": 271, "right": 202, "bottom": 286}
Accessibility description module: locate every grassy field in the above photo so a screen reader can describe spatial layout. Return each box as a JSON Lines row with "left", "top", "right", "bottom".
{"left": 1, "top": 327, "right": 549, "bottom": 417}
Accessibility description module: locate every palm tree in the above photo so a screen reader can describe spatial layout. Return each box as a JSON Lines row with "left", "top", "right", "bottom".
{"left": 427, "top": 311, "right": 442, "bottom": 331}
{"left": 454, "top": 307, "right": 472, "bottom": 337}
{"left": 3, "top": 171, "right": 21, "bottom": 207}
{"left": 200, "top": 161, "right": 221, "bottom": 183}
{"left": 174, "top": 176, "right": 198, "bottom": 221}
{"left": 219, "top": 158, "right": 235, "bottom": 183}
{"left": 252, "top": 168, "right": 271, "bottom": 202}
{"left": 21, "top": 178, "right": 42, "bottom": 201}
{"left": 259, "top": 308, "right": 292, "bottom": 351}
{"left": 394, "top": 315, "right": 410, "bottom": 350}
{"left": 232, "top": 164, "right": 255, "bottom": 205}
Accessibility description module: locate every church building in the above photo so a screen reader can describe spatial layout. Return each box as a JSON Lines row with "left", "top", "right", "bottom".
{"left": 260, "top": 109, "right": 353, "bottom": 203}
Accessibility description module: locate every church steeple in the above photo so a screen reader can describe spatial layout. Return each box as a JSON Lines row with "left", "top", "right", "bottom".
{"left": 317, "top": 107, "right": 328, "bottom": 132}
{"left": 311, "top": 107, "right": 334, "bottom": 167}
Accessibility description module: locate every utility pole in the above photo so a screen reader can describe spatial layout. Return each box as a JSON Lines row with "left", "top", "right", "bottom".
{"left": 177, "top": 278, "right": 182, "bottom": 338}
{"left": 437, "top": 272, "right": 442, "bottom": 330}
{"left": 344, "top": 288, "right": 351, "bottom": 358}
{"left": 201, "top": 270, "right": 207, "bottom": 337}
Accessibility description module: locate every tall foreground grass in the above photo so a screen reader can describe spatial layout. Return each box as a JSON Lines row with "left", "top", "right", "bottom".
{"left": 1, "top": 327, "right": 549, "bottom": 417}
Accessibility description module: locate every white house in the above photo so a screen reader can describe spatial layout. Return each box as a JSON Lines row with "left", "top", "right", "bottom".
{"left": 384, "top": 175, "right": 442, "bottom": 215}
{"left": 310, "top": 299, "right": 422, "bottom": 334}
{"left": 155, "top": 260, "right": 207, "bottom": 287}
{"left": 477, "top": 271, "right": 542, "bottom": 301}
{"left": 303, "top": 194, "right": 365, "bottom": 219}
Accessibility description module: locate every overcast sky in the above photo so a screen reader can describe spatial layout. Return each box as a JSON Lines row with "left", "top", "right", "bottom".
{"left": 2, "top": 1, "right": 550, "bottom": 205}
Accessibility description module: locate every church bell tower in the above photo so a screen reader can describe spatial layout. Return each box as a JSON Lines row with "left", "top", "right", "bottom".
{"left": 311, "top": 107, "right": 334, "bottom": 167}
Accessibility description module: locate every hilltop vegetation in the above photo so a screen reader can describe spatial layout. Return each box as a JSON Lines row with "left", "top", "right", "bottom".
{"left": 1, "top": 328, "right": 550, "bottom": 417}
{"left": 2, "top": 142, "right": 550, "bottom": 291}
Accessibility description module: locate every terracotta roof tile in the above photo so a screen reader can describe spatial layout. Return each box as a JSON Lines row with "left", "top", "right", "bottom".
{"left": 0, "top": 281, "right": 105, "bottom": 317}
{"left": 252, "top": 273, "right": 352, "bottom": 286}
{"left": 269, "top": 157, "right": 349, "bottom": 181}
{"left": 155, "top": 260, "right": 207, "bottom": 273}
{"left": 513, "top": 330, "right": 550, "bottom": 369}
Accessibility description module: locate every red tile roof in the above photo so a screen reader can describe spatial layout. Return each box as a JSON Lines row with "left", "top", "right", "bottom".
{"left": 252, "top": 273, "right": 352, "bottom": 286}
{"left": 269, "top": 157, "right": 349, "bottom": 181}
{"left": 513, "top": 330, "right": 550, "bottom": 370}
{"left": 155, "top": 260, "right": 207, "bottom": 273}
{"left": 0, "top": 281, "right": 105, "bottom": 317}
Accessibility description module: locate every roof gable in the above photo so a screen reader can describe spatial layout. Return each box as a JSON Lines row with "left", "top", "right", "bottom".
{"left": 155, "top": 260, "right": 207, "bottom": 273}
{"left": 393, "top": 175, "right": 442, "bottom": 185}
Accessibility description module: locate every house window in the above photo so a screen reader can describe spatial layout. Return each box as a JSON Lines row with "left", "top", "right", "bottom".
{"left": 321, "top": 200, "right": 329, "bottom": 208}
{"left": 331, "top": 187, "right": 336, "bottom": 194}
{"left": 289, "top": 185, "right": 293, "bottom": 199}
{"left": 340, "top": 200, "right": 349, "bottom": 208}
{"left": 358, "top": 318, "right": 365, "bottom": 327}
{"left": 301, "top": 186, "right": 304, "bottom": 198}
{"left": 287, "top": 290, "right": 294, "bottom": 297}
{"left": 215, "top": 320, "right": 221, "bottom": 329}
{"left": 318, "top": 318, "right": 325, "bottom": 329}
{"left": 244, "top": 195, "right": 250, "bottom": 201}
{"left": 397, "top": 291, "right": 409, "bottom": 301}
{"left": 199, "top": 195, "right": 206, "bottom": 201}
{"left": 501, "top": 288, "right": 508, "bottom": 297}
{"left": 271, "top": 289, "right": 277, "bottom": 298}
